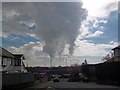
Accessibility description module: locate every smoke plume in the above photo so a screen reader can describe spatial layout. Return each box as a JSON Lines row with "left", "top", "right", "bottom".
{"left": 3, "top": 2, "right": 87, "bottom": 59}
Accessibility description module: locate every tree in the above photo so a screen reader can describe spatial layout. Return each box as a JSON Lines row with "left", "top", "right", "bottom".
{"left": 102, "top": 52, "right": 114, "bottom": 62}
{"left": 69, "top": 64, "right": 81, "bottom": 77}
{"left": 81, "top": 60, "right": 90, "bottom": 78}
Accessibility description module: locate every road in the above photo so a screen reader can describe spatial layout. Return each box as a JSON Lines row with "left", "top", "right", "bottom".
{"left": 22, "top": 78, "right": 120, "bottom": 90}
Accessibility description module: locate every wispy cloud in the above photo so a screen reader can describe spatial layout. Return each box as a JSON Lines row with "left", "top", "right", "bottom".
{"left": 0, "top": 31, "right": 9, "bottom": 38}
{"left": 85, "top": 30, "right": 103, "bottom": 38}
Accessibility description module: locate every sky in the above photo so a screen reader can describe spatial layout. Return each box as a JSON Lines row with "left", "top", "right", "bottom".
{"left": 0, "top": 0, "right": 119, "bottom": 67}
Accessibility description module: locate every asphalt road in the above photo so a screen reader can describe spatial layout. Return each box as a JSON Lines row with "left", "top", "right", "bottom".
{"left": 22, "top": 79, "right": 120, "bottom": 90}
{"left": 51, "top": 82, "right": 119, "bottom": 89}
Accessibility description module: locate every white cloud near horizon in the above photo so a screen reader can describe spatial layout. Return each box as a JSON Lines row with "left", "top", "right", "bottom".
{"left": 8, "top": 41, "right": 47, "bottom": 66}
{"left": 7, "top": 39, "right": 118, "bottom": 66}
{"left": 74, "top": 39, "right": 118, "bottom": 56}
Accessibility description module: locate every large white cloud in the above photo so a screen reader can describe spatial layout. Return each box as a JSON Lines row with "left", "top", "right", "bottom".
{"left": 8, "top": 42, "right": 73, "bottom": 67}
{"left": 74, "top": 39, "right": 118, "bottom": 56}
{"left": 8, "top": 41, "right": 46, "bottom": 66}
{"left": 82, "top": 0, "right": 118, "bottom": 18}
{"left": 8, "top": 39, "right": 118, "bottom": 66}
{"left": 81, "top": 0, "right": 118, "bottom": 40}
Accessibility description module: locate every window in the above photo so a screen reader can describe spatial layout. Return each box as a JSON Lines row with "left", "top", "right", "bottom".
{"left": 11, "top": 59, "right": 14, "bottom": 65}
{"left": 14, "top": 59, "right": 21, "bottom": 66}
{"left": 0, "top": 56, "right": 1, "bottom": 66}
{"left": 2, "top": 58, "right": 7, "bottom": 67}
{"left": 115, "top": 49, "right": 120, "bottom": 57}
{"left": 17, "top": 59, "right": 21, "bottom": 66}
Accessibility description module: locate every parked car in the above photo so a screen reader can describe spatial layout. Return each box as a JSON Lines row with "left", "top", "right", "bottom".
{"left": 53, "top": 77, "right": 59, "bottom": 82}
{"left": 81, "top": 77, "right": 89, "bottom": 82}
{"left": 68, "top": 77, "right": 81, "bottom": 82}
{"left": 68, "top": 75, "right": 89, "bottom": 82}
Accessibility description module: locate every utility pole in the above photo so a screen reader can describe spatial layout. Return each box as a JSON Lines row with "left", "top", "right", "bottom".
{"left": 60, "top": 55, "right": 61, "bottom": 67}
{"left": 27, "top": 63, "right": 28, "bottom": 67}
{"left": 66, "top": 58, "right": 67, "bottom": 66}
{"left": 50, "top": 57, "right": 52, "bottom": 67}
{"left": 53, "top": 61, "right": 55, "bottom": 67}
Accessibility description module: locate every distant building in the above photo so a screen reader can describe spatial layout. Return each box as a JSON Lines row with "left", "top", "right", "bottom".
{"left": 0, "top": 47, "right": 27, "bottom": 73}
{"left": 112, "top": 45, "right": 120, "bottom": 61}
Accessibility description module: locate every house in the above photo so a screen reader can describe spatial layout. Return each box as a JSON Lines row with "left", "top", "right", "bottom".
{"left": 0, "top": 47, "right": 27, "bottom": 73}
{"left": 11, "top": 54, "right": 27, "bottom": 73}
{"left": 0, "top": 47, "right": 34, "bottom": 89}
{"left": 0, "top": 47, "right": 14, "bottom": 73}
{"left": 112, "top": 45, "right": 120, "bottom": 61}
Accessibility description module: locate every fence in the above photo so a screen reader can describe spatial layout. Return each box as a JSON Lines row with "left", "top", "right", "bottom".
{"left": 95, "top": 61, "right": 120, "bottom": 85}
{"left": 2, "top": 72, "right": 34, "bottom": 88}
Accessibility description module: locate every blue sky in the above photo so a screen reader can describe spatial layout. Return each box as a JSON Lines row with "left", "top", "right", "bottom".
{"left": 84, "top": 11, "right": 118, "bottom": 44}
{"left": 0, "top": 1, "right": 119, "bottom": 66}
{"left": 2, "top": 34, "right": 40, "bottom": 48}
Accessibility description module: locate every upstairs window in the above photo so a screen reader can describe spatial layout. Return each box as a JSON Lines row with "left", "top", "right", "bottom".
{"left": 1, "top": 58, "right": 7, "bottom": 67}
{"left": 14, "top": 59, "right": 21, "bottom": 66}
{"left": 114, "top": 49, "right": 120, "bottom": 57}
{"left": 11, "top": 59, "right": 14, "bottom": 65}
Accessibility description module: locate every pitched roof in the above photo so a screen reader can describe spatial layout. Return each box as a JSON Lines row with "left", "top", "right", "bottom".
{"left": 112, "top": 45, "right": 120, "bottom": 50}
{"left": 0, "top": 47, "right": 14, "bottom": 58}
{"left": 14, "top": 54, "right": 25, "bottom": 60}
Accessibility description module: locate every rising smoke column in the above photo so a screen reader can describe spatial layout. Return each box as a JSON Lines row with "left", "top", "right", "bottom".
{"left": 34, "top": 2, "right": 87, "bottom": 56}
{"left": 33, "top": 2, "right": 87, "bottom": 67}
{"left": 3, "top": 2, "right": 87, "bottom": 66}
